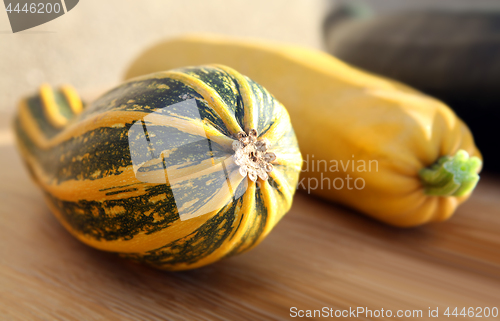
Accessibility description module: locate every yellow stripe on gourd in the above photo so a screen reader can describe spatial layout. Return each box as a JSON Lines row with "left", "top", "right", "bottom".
{"left": 273, "top": 152, "right": 303, "bottom": 168}
{"left": 17, "top": 149, "right": 140, "bottom": 200}
{"left": 40, "top": 83, "right": 68, "bottom": 128}
{"left": 60, "top": 85, "right": 83, "bottom": 114}
{"left": 43, "top": 194, "right": 218, "bottom": 254}
{"left": 214, "top": 64, "right": 258, "bottom": 131}
{"left": 18, "top": 109, "right": 234, "bottom": 151}
{"left": 169, "top": 180, "right": 257, "bottom": 271}
{"left": 172, "top": 167, "right": 244, "bottom": 222}
{"left": 23, "top": 147, "right": 249, "bottom": 256}
{"left": 260, "top": 105, "right": 292, "bottom": 145}
{"left": 251, "top": 180, "right": 278, "bottom": 248}
{"left": 20, "top": 146, "right": 235, "bottom": 203}
{"left": 164, "top": 71, "right": 244, "bottom": 134}
{"left": 268, "top": 169, "right": 294, "bottom": 208}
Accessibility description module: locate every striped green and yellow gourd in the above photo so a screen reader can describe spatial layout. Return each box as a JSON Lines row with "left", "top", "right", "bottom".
{"left": 14, "top": 65, "right": 302, "bottom": 271}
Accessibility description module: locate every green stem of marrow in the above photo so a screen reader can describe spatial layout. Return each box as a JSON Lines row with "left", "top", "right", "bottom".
{"left": 419, "top": 150, "right": 482, "bottom": 197}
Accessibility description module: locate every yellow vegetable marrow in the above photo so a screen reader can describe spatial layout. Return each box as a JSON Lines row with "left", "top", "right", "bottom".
{"left": 124, "top": 34, "right": 482, "bottom": 227}
{"left": 14, "top": 65, "right": 302, "bottom": 270}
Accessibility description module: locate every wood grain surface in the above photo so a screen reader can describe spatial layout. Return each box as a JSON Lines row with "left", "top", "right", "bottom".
{"left": 0, "top": 123, "right": 499, "bottom": 320}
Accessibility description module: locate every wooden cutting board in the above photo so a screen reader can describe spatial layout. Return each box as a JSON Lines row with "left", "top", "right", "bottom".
{"left": 1, "top": 125, "right": 499, "bottom": 320}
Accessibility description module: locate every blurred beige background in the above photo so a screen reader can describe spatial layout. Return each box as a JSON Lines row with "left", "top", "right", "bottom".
{"left": 0, "top": 0, "right": 329, "bottom": 122}
{"left": 2, "top": 0, "right": 500, "bottom": 124}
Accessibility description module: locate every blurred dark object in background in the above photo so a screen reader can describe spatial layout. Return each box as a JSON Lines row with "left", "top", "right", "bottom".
{"left": 324, "top": 4, "right": 500, "bottom": 172}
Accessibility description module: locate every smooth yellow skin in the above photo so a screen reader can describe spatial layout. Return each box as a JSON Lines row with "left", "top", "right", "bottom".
{"left": 124, "top": 34, "right": 482, "bottom": 227}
